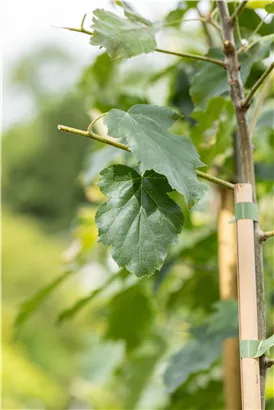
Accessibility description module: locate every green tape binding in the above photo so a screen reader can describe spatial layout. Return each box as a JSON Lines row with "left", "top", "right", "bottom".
{"left": 240, "top": 335, "right": 274, "bottom": 358}
{"left": 229, "top": 202, "right": 259, "bottom": 224}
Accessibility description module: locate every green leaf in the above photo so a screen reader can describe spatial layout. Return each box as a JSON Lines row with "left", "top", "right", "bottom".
{"left": 168, "top": 380, "right": 224, "bottom": 410}
{"left": 164, "top": 333, "right": 223, "bottom": 393}
{"left": 57, "top": 290, "right": 100, "bottom": 324}
{"left": 82, "top": 335, "right": 125, "bottom": 384}
{"left": 256, "top": 109, "right": 274, "bottom": 130}
{"left": 190, "top": 49, "right": 228, "bottom": 110}
{"left": 105, "top": 104, "right": 206, "bottom": 206}
{"left": 238, "top": 7, "right": 274, "bottom": 36}
{"left": 96, "top": 165, "right": 184, "bottom": 277}
{"left": 185, "top": 1, "right": 199, "bottom": 7}
{"left": 265, "top": 2, "right": 274, "bottom": 13}
{"left": 190, "top": 40, "right": 273, "bottom": 110}
{"left": 191, "top": 97, "right": 235, "bottom": 165}
{"left": 168, "top": 268, "right": 219, "bottom": 314}
{"left": 105, "top": 285, "right": 154, "bottom": 350}
{"left": 90, "top": 9, "right": 157, "bottom": 59}
{"left": 207, "top": 300, "right": 238, "bottom": 336}
{"left": 57, "top": 269, "right": 130, "bottom": 324}
{"left": 117, "top": 333, "right": 166, "bottom": 408}
{"left": 15, "top": 270, "right": 73, "bottom": 330}
{"left": 164, "top": 7, "right": 188, "bottom": 29}
{"left": 164, "top": 300, "right": 238, "bottom": 392}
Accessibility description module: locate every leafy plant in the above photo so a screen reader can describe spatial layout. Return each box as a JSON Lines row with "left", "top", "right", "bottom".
{"left": 15, "top": 2, "right": 274, "bottom": 408}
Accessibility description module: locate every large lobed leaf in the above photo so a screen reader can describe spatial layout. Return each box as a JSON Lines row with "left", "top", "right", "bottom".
{"left": 95, "top": 165, "right": 184, "bottom": 277}
{"left": 105, "top": 104, "right": 207, "bottom": 207}
{"left": 90, "top": 9, "right": 157, "bottom": 59}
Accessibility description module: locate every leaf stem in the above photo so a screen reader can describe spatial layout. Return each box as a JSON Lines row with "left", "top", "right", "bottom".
{"left": 58, "top": 124, "right": 234, "bottom": 190}
{"left": 240, "top": 62, "right": 274, "bottom": 109}
{"left": 249, "top": 74, "right": 273, "bottom": 138}
{"left": 196, "top": 170, "right": 235, "bottom": 190}
{"left": 54, "top": 13, "right": 93, "bottom": 36}
{"left": 246, "top": 13, "right": 269, "bottom": 50}
{"left": 155, "top": 48, "right": 226, "bottom": 67}
{"left": 260, "top": 230, "right": 274, "bottom": 241}
{"left": 234, "top": 1, "right": 242, "bottom": 46}
{"left": 265, "top": 358, "right": 274, "bottom": 368}
{"left": 58, "top": 124, "right": 130, "bottom": 151}
{"left": 87, "top": 112, "right": 107, "bottom": 134}
{"left": 229, "top": 1, "right": 248, "bottom": 24}
{"left": 197, "top": 9, "right": 215, "bottom": 47}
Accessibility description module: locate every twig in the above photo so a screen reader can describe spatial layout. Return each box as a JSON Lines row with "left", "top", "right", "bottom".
{"left": 244, "top": 13, "right": 270, "bottom": 52}
{"left": 250, "top": 75, "right": 273, "bottom": 138}
{"left": 197, "top": 9, "right": 214, "bottom": 47}
{"left": 58, "top": 124, "right": 234, "bottom": 190}
{"left": 234, "top": 2, "right": 242, "bottom": 46}
{"left": 196, "top": 170, "right": 235, "bottom": 190}
{"left": 58, "top": 125, "right": 129, "bottom": 152}
{"left": 265, "top": 358, "right": 274, "bottom": 368}
{"left": 155, "top": 48, "right": 226, "bottom": 67}
{"left": 260, "top": 230, "right": 274, "bottom": 241}
{"left": 229, "top": 1, "right": 248, "bottom": 25}
{"left": 240, "top": 62, "right": 274, "bottom": 110}
{"left": 162, "top": 17, "right": 207, "bottom": 27}
{"left": 53, "top": 13, "right": 93, "bottom": 36}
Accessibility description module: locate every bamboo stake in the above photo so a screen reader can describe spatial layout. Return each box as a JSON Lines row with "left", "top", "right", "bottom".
{"left": 218, "top": 188, "right": 241, "bottom": 409}
{"left": 234, "top": 183, "right": 261, "bottom": 409}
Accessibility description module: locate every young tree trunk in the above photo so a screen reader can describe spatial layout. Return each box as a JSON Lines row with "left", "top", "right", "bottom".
{"left": 217, "top": 2, "right": 267, "bottom": 408}
{"left": 218, "top": 188, "right": 241, "bottom": 409}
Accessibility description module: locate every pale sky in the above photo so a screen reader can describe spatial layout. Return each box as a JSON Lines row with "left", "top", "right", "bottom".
{"left": 1, "top": 0, "right": 180, "bottom": 128}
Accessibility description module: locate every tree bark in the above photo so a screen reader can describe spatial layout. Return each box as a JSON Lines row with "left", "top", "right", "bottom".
{"left": 217, "top": 2, "right": 267, "bottom": 408}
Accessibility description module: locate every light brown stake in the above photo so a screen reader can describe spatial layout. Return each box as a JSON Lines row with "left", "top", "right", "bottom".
{"left": 234, "top": 183, "right": 261, "bottom": 409}
{"left": 218, "top": 188, "right": 241, "bottom": 409}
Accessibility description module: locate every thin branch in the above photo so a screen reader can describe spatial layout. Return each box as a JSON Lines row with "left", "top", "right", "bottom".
{"left": 197, "top": 9, "right": 214, "bottom": 47}
{"left": 53, "top": 13, "right": 93, "bottom": 36}
{"left": 161, "top": 15, "right": 221, "bottom": 33}
{"left": 58, "top": 124, "right": 234, "bottom": 190}
{"left": 229, "top": 1, "right": 248, "bottom": 25}
{"left": 240, "top": 62, "right": 274, "bottom": 109}
{"left": 208, "top": 17, "right": 222, "bottom": 33}
{"left": 234, "top": 2, "right": 242, "bottom": 46}
{"left": 265, "top": 358, "right": 274, "bottom": 368}
{"left": 162, "top": 17, "right": 206, "bottom": 27}
{"left": 58, "top": 125, "right": 129, "bottom": 152}
{"left": 155, "top": 48, "right": 226, "bottom": 67}
{"left": 196, "top": 170, "right": 235, "bottom": 190}
{"left": 243, "top": 13, "right": 270, "bottom": 52}
{"left": 250, "top": 75, "right": 273, "bottom": 138}
{"left": 260, "top": 230, "right": 274, "bottom": 242}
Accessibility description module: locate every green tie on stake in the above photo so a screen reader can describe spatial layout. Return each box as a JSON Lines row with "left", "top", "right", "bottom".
{"left": 230, "top": 202, "right": 259, "bottom": 223}
{"left": 234, "top": 184, "right": 261, "bottom": 409}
